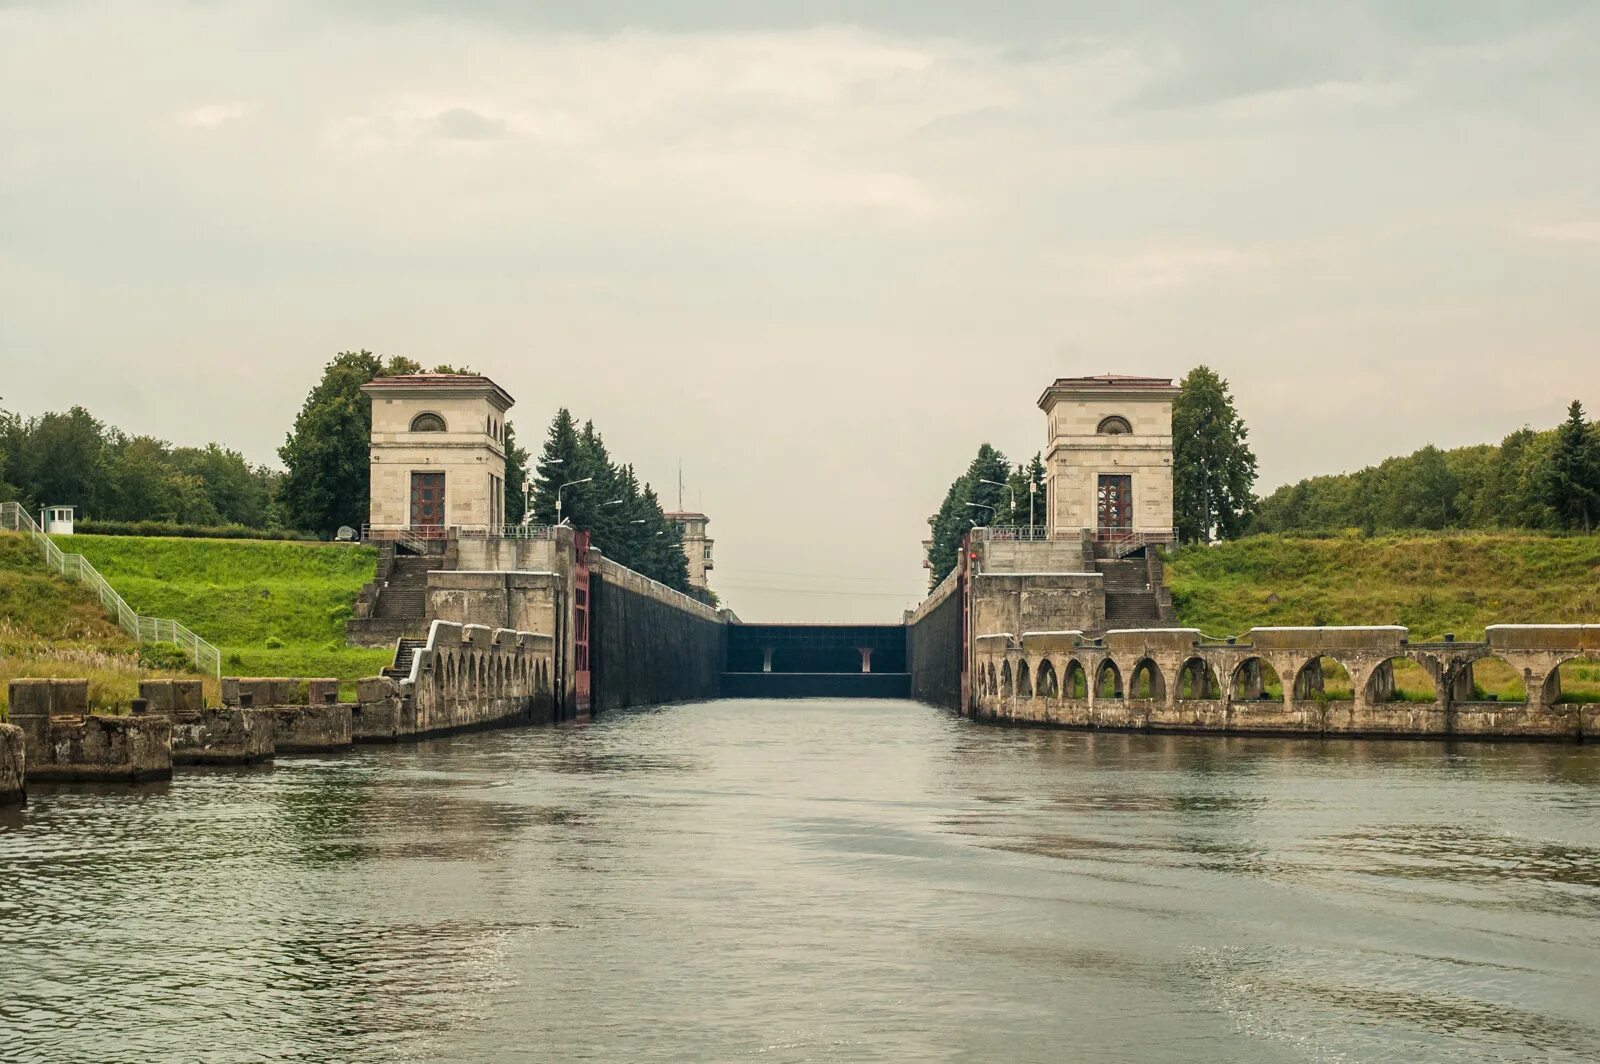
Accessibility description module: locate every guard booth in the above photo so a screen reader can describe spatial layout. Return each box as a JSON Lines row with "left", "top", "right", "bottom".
{"left": 41, "top": 505, "right": 75, "bottom": 535}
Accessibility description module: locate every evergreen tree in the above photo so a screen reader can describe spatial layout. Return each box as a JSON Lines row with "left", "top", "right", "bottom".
{"left": 503, "top": 422, "right": 530, "bottom": 524}
{"left": 1543, "top": 399, "right": 1600, "bottom": 532}
{"left": 926, "top": 443, "right": 1012, "bottom": 588}
{"left": 528, "top": 409, "right": 587, "bottom": 526}
{"left": 1172, "top": 366, "right": 1257, "bottom": 543}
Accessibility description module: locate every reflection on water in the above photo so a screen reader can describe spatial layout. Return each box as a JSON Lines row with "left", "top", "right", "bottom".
{"left": 3, "top": 701, "right": 1599, "bottom": 1063}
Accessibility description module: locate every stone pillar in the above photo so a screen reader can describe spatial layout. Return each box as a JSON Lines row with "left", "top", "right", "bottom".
{"left": 1450, "top": 662, "right": 1475, "bottom": 704}
{"left": 858, "top": 648, "right": 874, "bottom": 674}
{"left": 1235, "top": 660, "right": 1264, "bottom": 700}
{"left": 1294, "top": 659, "right": 1324, "bottom": 700}
{"left": 761, "top": 647, "right": 775, "bottom": 674}
{"left": 1369, "top": 660, "right": 1395, "bottom": 704}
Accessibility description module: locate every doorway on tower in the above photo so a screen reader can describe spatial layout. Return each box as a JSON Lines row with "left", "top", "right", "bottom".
{"left": 410, "top": 471, "right": 445, "bottom": 529}
{"left": 1096, "top": 474, "right": 1132, "bottom": 539}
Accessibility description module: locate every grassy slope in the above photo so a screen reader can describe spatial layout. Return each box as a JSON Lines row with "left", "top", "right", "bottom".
{"left": 0, "top": 533, "right": 217, "bottom": 714}
{"left": 52, "top": 533, "right": 389, "bottom": 681}
{"left": 1165, "top": 533, "right": 1600, "bottom": 701}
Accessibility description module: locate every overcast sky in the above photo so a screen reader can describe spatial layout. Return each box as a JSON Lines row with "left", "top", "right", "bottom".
{"left": 3, "top": 1, "right": 1597, "bottom": 621}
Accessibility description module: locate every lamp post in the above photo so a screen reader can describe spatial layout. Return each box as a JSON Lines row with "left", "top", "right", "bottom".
{"left": 555, "top": 477, "right": 592, "bottom": 526}
{"left": 978, "top": 478, "right": 1014, "bottom": 524}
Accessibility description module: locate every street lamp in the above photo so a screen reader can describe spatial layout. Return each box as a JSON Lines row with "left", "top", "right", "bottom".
{"left": 978, "top": 478, "right": 1014, "bottom": 523}
{"left": 555, "top": 477, "right": 592, "bottom": 525}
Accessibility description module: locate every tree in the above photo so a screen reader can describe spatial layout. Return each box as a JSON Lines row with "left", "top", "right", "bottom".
{"left": 503, "top": 422, "right": 530, "bottom": 524}
{"left": 1172, "top": 366, "right": 1257, "bottom": 543}
{"left": 926, "top": 443, "right": 1011, "bottom": 588}
{"left": 277, "top": 351, "right": 423, "bottom": 536}
{"left": 1543, "top": 399, "right": 1600, "bottom": 532}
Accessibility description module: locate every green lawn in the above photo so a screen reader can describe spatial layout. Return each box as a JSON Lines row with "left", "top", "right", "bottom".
{"left": 52, "top": 533, "right": 390, "bottom": 682}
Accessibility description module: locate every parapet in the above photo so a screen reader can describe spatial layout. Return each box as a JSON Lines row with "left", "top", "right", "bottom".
{"left": 1486, "top": 624, "right": 1600, "bottom": 653}
{"left": 1246, "top": 626, "right": 1407, "bottom": 652}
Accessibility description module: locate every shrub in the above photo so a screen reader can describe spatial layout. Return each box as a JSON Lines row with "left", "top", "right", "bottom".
{"left": 75, "top": 520, "right": 320, "bottom": 542}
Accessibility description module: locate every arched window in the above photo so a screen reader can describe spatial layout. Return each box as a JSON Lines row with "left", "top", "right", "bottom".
{"left": 1096, "top": 415, "right": 1132, "bottom": 435}
{"left": 410, "top": 412, "right": 447, "bottom": 432}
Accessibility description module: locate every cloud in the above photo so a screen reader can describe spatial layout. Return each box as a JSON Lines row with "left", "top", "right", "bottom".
{"left": 432, "top": 107, "right": 506, "bottom": 140}
{"left": 177, "top": 101, "right": 246, "bottom": 128}
{"left": 1523, "top": 220, "right": 1600, "bottom": 244}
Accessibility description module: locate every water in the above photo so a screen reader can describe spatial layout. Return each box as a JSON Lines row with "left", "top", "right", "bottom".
{"left": 3, "top": 700, "right": 1599, "bottom": 1063}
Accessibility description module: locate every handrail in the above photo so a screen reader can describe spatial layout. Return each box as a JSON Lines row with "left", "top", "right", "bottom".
{"left": 1, "top": 501, "right": 222, "bottom": 678}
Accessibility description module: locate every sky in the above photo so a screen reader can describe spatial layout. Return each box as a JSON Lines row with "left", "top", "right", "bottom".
{"left": 2, "top": 0, "right": 1598, "bottom": 622}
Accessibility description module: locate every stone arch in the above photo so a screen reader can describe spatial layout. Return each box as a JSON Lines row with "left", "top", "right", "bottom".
{"left": 1095, "top": 658, "right": 1123, "bottom": 700}
{"left": 1363, "top": 655, "right": 1439, "bottom": 705}
{"left": 1230, "top": 657, "right": 1281, "bottom": 701}
{"left": 986, "top": 662, "right": 998, "bottom": 696}
{"left": 1036, "top": 659, "right": 1059, "bottom": 698}
{"left": 1017, "top": 660, "right": 1033, "bottom": 698}
{"left": 409, "top": 411, "right": 447, "bottom": 432}
{"left": 1096, "top": 415, "right": 1132, "bottom": 435}
{"left": 1542, "top": 654, "right": 1599, "bottom": 706}
{"left": 1129, "top": 658, "right": 1166, "bottom": 701}
{"left": 1177, "top": 656, "right": 1221, "bottom": 700}
{"left": 1000, "top": 660, "right": 1013, "bottom": 698}
{"left": 1292, "top": 656, "right": 1355, "bottom": 702}
{"left": 1063, "top": 659, "right": 1089, "bottom": 699}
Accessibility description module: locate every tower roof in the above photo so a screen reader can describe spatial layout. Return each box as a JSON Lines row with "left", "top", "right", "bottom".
{"left": 1037, "top": 374, "right": 1178, "bottom": 409}
{"left": 361, "top": 373, "right": 514, "bottom": 410}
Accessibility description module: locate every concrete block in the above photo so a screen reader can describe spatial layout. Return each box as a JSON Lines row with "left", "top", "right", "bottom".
{"left": 491, "top": 628, "right": 517, "bottom": 647}
{"left": 0, "top": 723, "right": 23, "bottom": 805}
{"left": 307, "top": 678, "right": 341, "bottom": 705}
{"left": 7, "top": 679, "right": 51, "bottom": 719}
{"left": 173, "top": 708, "right": 274, "bottom": 764}
{"left": 50, "top": 679, "right": 89, "bottom": 718}
{"left": 358, "top": 676, "right": 399, "bottom": 703}
{"left": 463, "top": 624, "right": 492, "bottom": 647}
{"left": 138, "top": 679, "right": 202, "bottom": 719}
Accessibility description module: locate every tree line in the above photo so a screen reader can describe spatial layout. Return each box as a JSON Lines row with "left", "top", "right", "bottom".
{"left": 526, "top": 409, "right": 695, "bottom": 595}
{"left": 1253, "top": 399, "right": 1600, "bottom": 535}
{"left": 0, "top": 405, "right": 283, "bottom": 529}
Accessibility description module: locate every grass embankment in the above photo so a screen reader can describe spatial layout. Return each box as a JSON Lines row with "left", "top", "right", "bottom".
{"left": 51, "top": 533, "right": 391, "bottom": 684}
{"left": 1165, "top": 532, "right": 1600, "bottom": 702}
{"left": 0, "top": 534, "right": 219, "bottom": 716}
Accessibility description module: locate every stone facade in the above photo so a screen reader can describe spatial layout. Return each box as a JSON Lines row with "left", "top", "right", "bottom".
{"left": 7, "top": 679, "right": 172, "bottom": 782}
{"left": 666, "top": 512, "right": 714, "bottom": 591}
{"left": 362, "top": 374, "right": 514, "bottom": 531}
{"left": 1038, "top": 374, "right": 1178, "bottom": 539}
{"left": 967, "top": 624, "right": 1600, "bottom": 742}
{"left": 0, "top": 723, "right": 24, "bottom": 805}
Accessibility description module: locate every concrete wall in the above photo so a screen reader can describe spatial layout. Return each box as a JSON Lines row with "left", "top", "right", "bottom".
{"left": 907, "top": 570, "right": 962, "bottom": 710}
{"left": 8, "top": 679, "right": 173, "bottom": 781}
{"left": 402, "top": 621, "right": 556, "bottom": 735}
{"left": 171, "top": 709, "right": 274, "bottom": 764}
{"left": 590, "top": 556, "right": 724, "bottom": 711}
{"left": 971, "top": 572, "right": 1103, "bottom": 645}
{"left": 429, "top": 570, "right": 561, "bottom": 635}
{"left": 0, "top": 723, "right": 23, "bottom": 805}
{"left": 971, "top": 625, "right": 1600, "bottom": 743}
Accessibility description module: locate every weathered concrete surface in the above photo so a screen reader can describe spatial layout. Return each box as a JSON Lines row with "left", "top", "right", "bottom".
{"left": 906, "top": 569, "right": 962, "bottom": 710}
{"left": 591, "top": 557, "right": 722, "bottom": 711}
{"left": 267, "top": 704, "right": 353, "bottom": 753}
{"left": 402, "top": 621, "right": 555, "bottom": 736}
{"left": 0, "top": 723, "right": 24, "bottom": 805}
{"left": 138, "top": 679, "right": 205, "bottom": 720}
{"left": 9, "top": 678, "right": 174, "bottom": 781}
{"left": 172, "top": 708, "right": 274, "bottom": 764}
{"left": 972, "top": 626, "right": 1600, "bottom": 743}
{"left": 351, "top": 675, "right": 412, "bottom": 742}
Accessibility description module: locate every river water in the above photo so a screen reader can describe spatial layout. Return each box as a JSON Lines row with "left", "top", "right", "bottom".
{"left": 3, "top": 699, "right": 1598, "bottom": 1063}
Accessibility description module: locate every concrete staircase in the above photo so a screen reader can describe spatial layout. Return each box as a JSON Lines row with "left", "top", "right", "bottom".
{"left": 384, "top": 637, "right": 428, "bottom": 680}
{"left": 1095, "top": 553, "right": 1175, "bottom": 630}
{"left": 346, "top": 546, "right": 435, "bottom": 646}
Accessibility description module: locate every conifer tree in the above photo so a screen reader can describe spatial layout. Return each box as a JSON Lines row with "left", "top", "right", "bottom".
{"left": 1172, "top": 366, "right": 1257, "bottom": 543}
{"left": 1544, "top": 399, "right": 1600, "bottom": 532}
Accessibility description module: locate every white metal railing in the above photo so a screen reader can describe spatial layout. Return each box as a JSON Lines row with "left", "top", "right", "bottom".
{"left": 362, "top": 522, "right": 557, "bottom": 544}
{"left": 1, "top": 501, "right": 222, "bottom": 677}
{"left": 973, "top": 525, "right": 1050, "bottom": 542}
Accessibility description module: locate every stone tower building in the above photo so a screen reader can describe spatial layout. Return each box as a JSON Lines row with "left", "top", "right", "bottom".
{"left": 666, "top": 511, "right": 714, "bottom": 591}
{"left": 362, "top": 374, "right": 515, "bottom": 533}
{"left": 1038, "top": 374, "right": 1178, "bottom": 544}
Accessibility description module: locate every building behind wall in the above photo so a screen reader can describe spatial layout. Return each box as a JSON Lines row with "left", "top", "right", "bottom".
{"left": 667, "top": 511, "right": 714, "bottom": 592}
{"left": 362, "top": 374, "right": 514, "bottom": 533}
{"left": 1038, "top": 374, "right": 1178, "bottom": 544}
